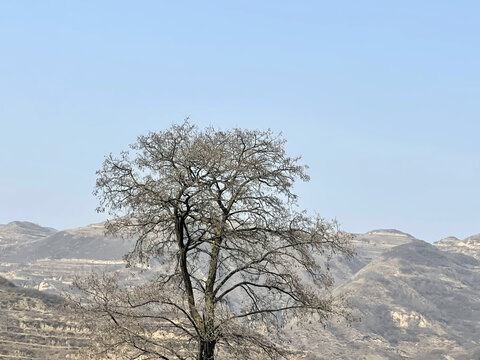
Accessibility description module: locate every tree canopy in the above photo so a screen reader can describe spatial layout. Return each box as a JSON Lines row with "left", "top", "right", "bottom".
{"left": 73, "top": 121, "right": 354, "bottom": 360}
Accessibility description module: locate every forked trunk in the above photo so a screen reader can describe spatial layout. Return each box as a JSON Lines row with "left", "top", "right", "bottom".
{"left": 198, "top": 340, "right": 216, "bottom": 360}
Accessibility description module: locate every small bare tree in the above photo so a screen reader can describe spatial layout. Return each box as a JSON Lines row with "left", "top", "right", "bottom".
{"left": 72, "top": 121, "right": 354, "bottom": 360}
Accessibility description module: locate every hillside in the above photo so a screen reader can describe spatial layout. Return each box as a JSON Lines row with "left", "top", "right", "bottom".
{"left": 1, "top": 221, "right": 479, "bottom": 359}
{"left": 0, "top": 222, "right": 134, "bottom": 294}
{"left": 291, "top": 240, "right": 480, "bottom": 359}
{"left": 2, "top": 222, "right": 133, "bottom": 263}
{"left": 329, "top": 229, "right": 415, "bottom": 284}
{"left": 0, "top": 275, "right": 86, "bottom": 359}
{"left": 434, "top": 234, "right": 480, "bottom": 260}
{"left": 0, "top": 221, "right": 57, "bottom": 254}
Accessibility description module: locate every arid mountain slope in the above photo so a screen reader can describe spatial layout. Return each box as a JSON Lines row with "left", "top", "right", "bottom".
{"left": 0, "top": 275, "right": 86, "bottom": 359}
{"left": 1, "top": 221, "right": 479, "bottom": 359}
{"left": 0, "top": 221, "right": 57, "bottom": 252}
{"left": 2, "top": 222, "right": 133, "bottom": 262}
{"left": 330, "top": 229, "right": 414, "bottom": 284}
{"left": 0, "top": 222, "right": 134, "bottom": 293}
{"left": 292, "top": 240, "right": 480, "bottom": 359}
{"left": 434, "top": 233, "right": 480, "bottom": 260}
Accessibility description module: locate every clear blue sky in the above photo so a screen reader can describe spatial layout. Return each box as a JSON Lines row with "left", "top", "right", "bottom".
{"left": 1, "top": 1, "right": 479, "bottom": 242}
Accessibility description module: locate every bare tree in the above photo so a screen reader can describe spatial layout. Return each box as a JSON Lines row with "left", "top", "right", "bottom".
{"left": 72, "top": 120, "right": 354, "bottom": 360}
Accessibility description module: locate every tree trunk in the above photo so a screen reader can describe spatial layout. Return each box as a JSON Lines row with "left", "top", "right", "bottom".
{"left": 198, "top": 340, "right": 216, "bottom": 360}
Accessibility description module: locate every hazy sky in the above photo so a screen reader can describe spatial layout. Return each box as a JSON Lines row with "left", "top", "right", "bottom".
{"left": 1, "top": 1, "right": 479, "bottom": 242}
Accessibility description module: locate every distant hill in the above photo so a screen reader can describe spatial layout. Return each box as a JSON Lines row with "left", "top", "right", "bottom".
{"left": 291, "top": 240, "right": 480, "bottom": 359}
{"left": 329, "top": 229, "right": 415, "bottom": 284}
{"left": 0, "top": 221, "right": 133, "bottom": 294}
{"left": 2, "top": 222, "right": 133, "bottom": 262}
{"left": 0, "top": 221, "right": 57, "bottom": 247}
{"left": 366, "top": 229, "right": 414, "bottom": 238}
{"left": 435, "top": 233, "right": 480, "bottom": 260}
